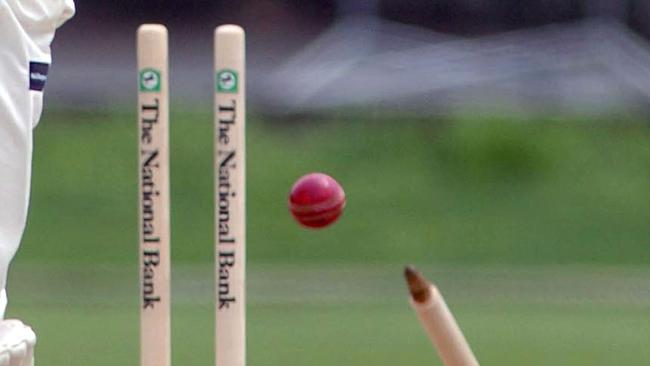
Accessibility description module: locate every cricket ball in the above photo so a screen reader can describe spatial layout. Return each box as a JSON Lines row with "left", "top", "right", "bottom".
{"left": 289, "top": 173, "right": 346, "bottom": 229}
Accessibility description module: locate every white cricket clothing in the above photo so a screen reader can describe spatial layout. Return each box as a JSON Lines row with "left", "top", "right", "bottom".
{"left": 0, "top": 0, "right": 75, "bottom": 318}
{"left": 0, "top": 319, "right": 36, "bottom": 366}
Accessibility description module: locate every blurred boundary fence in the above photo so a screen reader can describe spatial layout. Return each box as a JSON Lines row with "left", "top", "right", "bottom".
{"left": 48, "top": 15, "right": 650, "bottom": 116}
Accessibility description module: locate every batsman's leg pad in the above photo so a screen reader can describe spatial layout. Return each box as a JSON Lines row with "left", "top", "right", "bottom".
{"left": 0, "top": 320, "right": 36, "bottom": 366}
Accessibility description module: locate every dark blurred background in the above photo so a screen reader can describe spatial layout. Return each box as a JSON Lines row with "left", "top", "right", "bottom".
{"left": 71, "top": 0, "right": 649, "bottom": 36}
{"left": 51, "top": 0, "right": 650, "bottom": 113}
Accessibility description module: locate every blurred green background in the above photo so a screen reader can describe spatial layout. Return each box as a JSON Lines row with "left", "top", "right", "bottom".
{"left": 8, "top": 109, "right": 650, "bottom": 365}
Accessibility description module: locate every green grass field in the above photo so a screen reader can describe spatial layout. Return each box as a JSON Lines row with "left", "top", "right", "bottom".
{"left": 8, "top": 264, "right": 650, "bottom": 365}
{"left": 9, "top": 109, "right": 650, "bottom": 365}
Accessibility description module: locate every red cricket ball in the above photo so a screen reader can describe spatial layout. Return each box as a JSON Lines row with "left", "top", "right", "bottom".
{"left": 289, "top": 173, "right": 346, "bottom": 229}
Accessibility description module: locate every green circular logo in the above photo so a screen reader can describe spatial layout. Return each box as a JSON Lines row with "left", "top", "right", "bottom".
{"left": 217, "top": 70, "right": 238, "bottom": 93}
{"left": 140, "top": 69, "right": 161, "bottom": 92}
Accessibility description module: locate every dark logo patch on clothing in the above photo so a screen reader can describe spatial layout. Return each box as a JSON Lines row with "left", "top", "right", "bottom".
{"left": 29, "top": 62, "right": 49, "bottom": 91}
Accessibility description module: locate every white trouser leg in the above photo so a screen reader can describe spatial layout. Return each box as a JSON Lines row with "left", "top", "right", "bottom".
{"left": 0, "top": 1, "right": 41, "bottom": 315}
{"left": 0, "top": 2, "right": 73, "bottom": 365}
{"left": 0, "top": 0, "right": 75, "bottom": 317}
